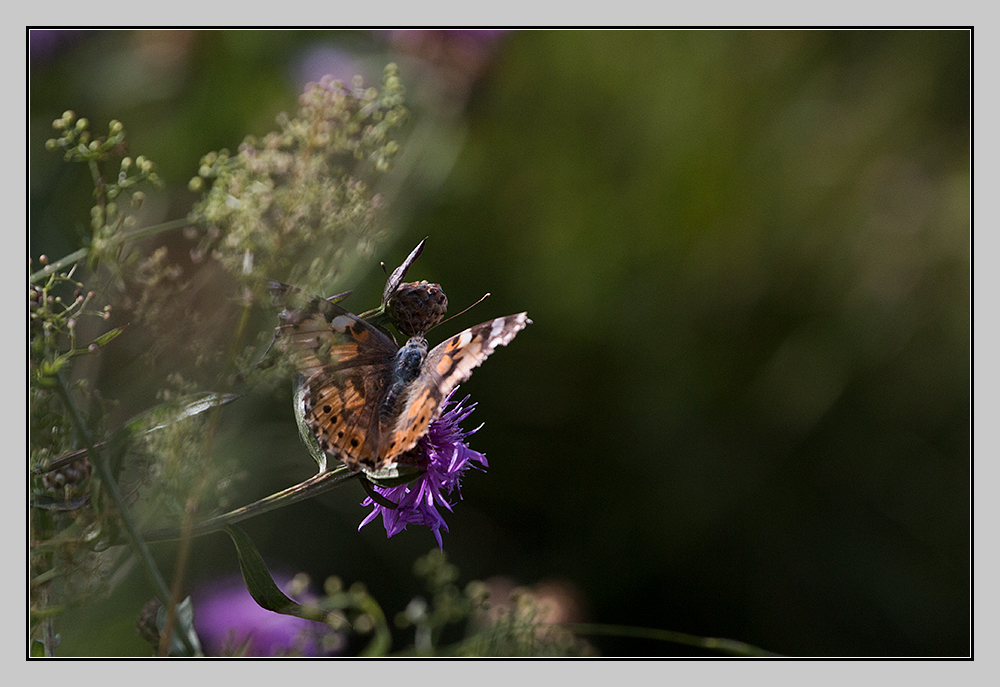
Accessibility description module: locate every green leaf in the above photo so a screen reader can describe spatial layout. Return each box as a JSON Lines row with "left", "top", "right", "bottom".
{"left": 38, "top": 356, "right": 70, "bottom": 378}
{"left": 67, "top": 325, "right": 129, "bottom": 358}
{"left": 92, "top": 324, "right": 127, "bottom": 347}
{"left": 225, "top": 525, "right": 329, "bottom": 624}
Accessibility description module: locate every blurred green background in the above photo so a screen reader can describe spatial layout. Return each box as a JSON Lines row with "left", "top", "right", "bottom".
{"left": 30, "top": 30, "right": 969, "bottom": 656}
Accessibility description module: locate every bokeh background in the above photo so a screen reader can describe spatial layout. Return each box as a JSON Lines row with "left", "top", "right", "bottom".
{"left": 29, "top": 30, "right": 970, "bottom": 656}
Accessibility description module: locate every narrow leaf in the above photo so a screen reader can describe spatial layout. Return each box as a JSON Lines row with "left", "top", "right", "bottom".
{"left": 225, "top": 525, "right": 331, "bottom": 625}
{"left": 92, "top": 324, "right": 128, "bottom": 347}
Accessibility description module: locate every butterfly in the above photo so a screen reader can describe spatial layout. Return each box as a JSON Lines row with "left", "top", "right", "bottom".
{"left": 268, "top": 247, "right": 530, "bottom": 475}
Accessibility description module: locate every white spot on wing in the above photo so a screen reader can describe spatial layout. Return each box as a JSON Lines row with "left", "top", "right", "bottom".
{"left": 489, "top": 317, "right": 505, "bottom": 343}
{"left": 331, "top": 315, "right": 354, "bottom": 332}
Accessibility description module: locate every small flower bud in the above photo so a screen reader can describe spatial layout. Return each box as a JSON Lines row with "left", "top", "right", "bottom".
{"left": 45, "top": 138, "right": 58, "bottom": 150}
{"left": 121, "top": 156, "right": 132, "bottom": 169}
{"left": 109, "top": 120, "right": 123, "bottom": 134}
{"left": 354, "top": 614, "right": 374, "bottom": 634}
{"left": 39, "top": 255, "right": 48, "bottom": 265}
{"left": 89, "top": 344, "right": 100, "bottom": 354}
{"left": 62, "top": 110, "right": 75, "bottom": 124}
{"left": 75, "top": 118, "right": 88, "bottom": 131}
{"left": 324, "top": 576, "right": 343, "bottom": 596}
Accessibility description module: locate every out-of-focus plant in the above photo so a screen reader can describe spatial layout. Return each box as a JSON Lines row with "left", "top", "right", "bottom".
{"left": 30, "top": 65, "right": 410, "bottom": 657}
{"left": 212, "top": 535, "right": 597, "bottom": 657}
{"left": 29, "top": 57, "right": 774, "bottom": 658}
{"left": 188, "top": 67, "right": 407, "bottom": 295}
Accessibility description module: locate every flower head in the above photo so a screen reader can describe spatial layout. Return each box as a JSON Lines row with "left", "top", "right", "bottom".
{"left": 359, "top": 391, "right": 487, "bottom": 548}
{"left": 192, "top": 574, "right": 342, "bottom": 656}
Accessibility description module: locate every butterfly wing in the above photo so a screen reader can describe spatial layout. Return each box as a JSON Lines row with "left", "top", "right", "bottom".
{"left": 270, "top": 281, "right": 399, "bottom": 471}
{"left": 379, "top": 312, "right": 531, "bottom": 463}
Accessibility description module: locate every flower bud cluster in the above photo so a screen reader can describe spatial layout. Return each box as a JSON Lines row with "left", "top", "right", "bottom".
{"left": 44, "top": 113, "right": 162, "bottom": 277}
{"left": 188, "top": 64, "right": 408, "bottom": 295}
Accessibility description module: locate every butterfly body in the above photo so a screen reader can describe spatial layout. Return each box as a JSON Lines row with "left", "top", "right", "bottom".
{"left": 270, "top": 280, "right": 530, "bottom": 474}
{"left": 383, "top": 337, "right": 429, "bottom": 421}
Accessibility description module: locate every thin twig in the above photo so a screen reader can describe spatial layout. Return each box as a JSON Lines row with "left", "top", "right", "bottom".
{"left": 157, "top": 296, "right": 254, "bottom": 656}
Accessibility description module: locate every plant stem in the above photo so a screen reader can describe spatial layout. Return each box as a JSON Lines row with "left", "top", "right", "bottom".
{"left": 142, "top": 467, "right": 359, "bottom": 542}
{"left": 54, "top": 372, "right": 196, "bottom": 656}
{"left": 29, "top": 217, "right": 192, "bottom": 284}
{"left": 562, "top": 622, "right": 781, "bottom": 657}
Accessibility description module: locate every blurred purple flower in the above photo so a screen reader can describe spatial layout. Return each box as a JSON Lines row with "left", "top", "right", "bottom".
{"left": 292, "top": 44, "right": 368, "bottom": 92}
{"left": 192, "top": 575, "right": 341, "bottom": 657}
{"left": 29, "top": 30, "right": 86, "bottom": 64}
{"left": 359, "top": 392, "right": 487, "bottom": 548}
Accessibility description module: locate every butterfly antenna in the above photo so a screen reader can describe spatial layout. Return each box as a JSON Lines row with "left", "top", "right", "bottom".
{"left": 428, "top": 292, "right": 491, "bottom": 333}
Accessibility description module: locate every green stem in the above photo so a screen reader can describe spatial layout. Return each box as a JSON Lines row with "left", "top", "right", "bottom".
{"left": 30, "top": 217, "right": 193, "bottom": 284}
{"left": 53, "top": 372, "right": 196, "bottom": 656}
{"left": 142, "top": 467, "right": 359, "bottom": 542}
{"left": 562, "top": 622, "right": 781, "bottom": 657}
{"left": 87, "top": 159, "right": 105, "bottom": 208}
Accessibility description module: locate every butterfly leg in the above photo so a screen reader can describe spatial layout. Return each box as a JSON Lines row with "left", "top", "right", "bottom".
{"left": 359, "top": 477, "right": 399, "bottom": 510}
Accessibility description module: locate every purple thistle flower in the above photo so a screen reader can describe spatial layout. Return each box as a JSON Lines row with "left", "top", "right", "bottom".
{"left": 359, "top": 391, "right": 488, "bottom": 548}
{"left": 192, "top": 575, "right": 342, "bottom": 656}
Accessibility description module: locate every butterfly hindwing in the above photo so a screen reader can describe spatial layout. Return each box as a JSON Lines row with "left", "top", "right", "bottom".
{"left": 302, "top": 366, "right": 387, "bottom": 470}
{"left": 271, "top": 281, "right": 399, "bottom": 470}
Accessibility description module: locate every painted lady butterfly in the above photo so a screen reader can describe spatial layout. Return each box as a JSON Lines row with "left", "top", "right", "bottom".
{"left": 268, "top": 246, "right": 530, "bottom": 475}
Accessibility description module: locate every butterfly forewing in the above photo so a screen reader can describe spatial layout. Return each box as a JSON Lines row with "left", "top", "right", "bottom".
{"left": 380, "top": 312, "right": 531, "bottom": 462}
